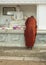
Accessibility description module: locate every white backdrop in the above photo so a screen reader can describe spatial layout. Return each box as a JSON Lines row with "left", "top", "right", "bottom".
{"left": 37, "top": 5, "right": 46, "bottom": 30}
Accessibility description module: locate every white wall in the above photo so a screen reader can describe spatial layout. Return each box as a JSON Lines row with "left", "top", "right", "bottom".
{"left": 37, "top": 5, "right": 46, "bottom": 30}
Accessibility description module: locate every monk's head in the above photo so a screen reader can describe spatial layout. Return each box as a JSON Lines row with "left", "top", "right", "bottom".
{"left": 31, "top": 16, "right": 34, "bottom": 18}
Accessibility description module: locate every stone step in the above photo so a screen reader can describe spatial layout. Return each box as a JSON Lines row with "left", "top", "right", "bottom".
{"left": 0, "top": 47, "right": 46, "bottom": 61}
{"left": 0, "top": 56, "right": 46, "bottom": 61}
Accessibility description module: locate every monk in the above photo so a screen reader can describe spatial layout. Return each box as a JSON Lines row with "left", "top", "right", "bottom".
{"left": 24, "top": 16, "right": 37, "bottom": 49}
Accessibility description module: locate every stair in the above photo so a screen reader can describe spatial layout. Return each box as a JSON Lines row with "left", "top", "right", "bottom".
{"left": 0, "top": 47, "right": 46, "bottom": 61}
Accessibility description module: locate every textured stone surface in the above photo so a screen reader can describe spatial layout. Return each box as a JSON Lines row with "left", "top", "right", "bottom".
{"left": 0, "top": 47, "right": 46, "bottom": 65}
{"left": 0, "top": 47, "right": 46, "bottom": 61}
{"left": 0, "top": 60, "right": 46, "bottom": 65}
{"left": 0, "top": 34, "right": 46, "bottom": 47}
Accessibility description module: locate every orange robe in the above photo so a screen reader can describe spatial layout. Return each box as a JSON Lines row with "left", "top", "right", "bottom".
{"left": 24, "top": 16, "right": 37, "bottom": 48}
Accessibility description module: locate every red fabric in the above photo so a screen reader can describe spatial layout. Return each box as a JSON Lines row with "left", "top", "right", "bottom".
{"left": 24, "top": 16, "right": 37, "bottom": 47}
